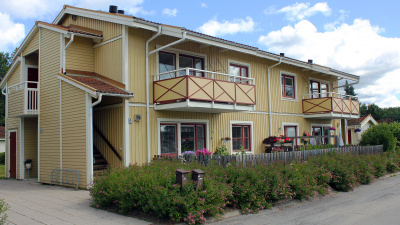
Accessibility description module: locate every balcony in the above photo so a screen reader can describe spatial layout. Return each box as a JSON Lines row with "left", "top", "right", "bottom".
{"left": 302, "top": 92, "right": 360, "bottom": 119}
{"left": 8, "top": 82, "right": 39, "bottom": 117}
{"left": 153, "top": 68, "right": 256, "bottom": 113}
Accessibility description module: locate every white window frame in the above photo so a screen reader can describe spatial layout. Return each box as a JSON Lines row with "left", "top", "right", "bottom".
{"left": 228, "top": 59, "right": 251, "bottom": 78}
{"left": 230, "top": 120, "right": 254, "bottom": 154}
{"left": 157, "top": 118, "right": 210, "bottom": 155}
{"left": 282, "top": 122, "right": 299, "bottom": 145}
{"left": 23, "top": 65, "right": 39, "bottom": 83}
{"left": 280, "top": 71, "right": 298, "bottom": 102}
{"left": 156, "top": 45, "right": 208, "bottom": 75}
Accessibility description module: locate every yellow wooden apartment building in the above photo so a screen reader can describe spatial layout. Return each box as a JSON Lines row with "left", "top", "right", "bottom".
{"left": 0, "top": 5, "right": 360, "bottom": 188}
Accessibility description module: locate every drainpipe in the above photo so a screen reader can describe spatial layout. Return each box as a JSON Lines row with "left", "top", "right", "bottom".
{"left": 267, "top": 57, "right": 282, "bottom": 136}
{"left": 63, "top": 34, "right": 75, "bottom": 74}
{"left": 89, "top": 93, "right": 102, "bottom": 182}
{"left": 145, "top": 27, "right": 187, "bottom": 163}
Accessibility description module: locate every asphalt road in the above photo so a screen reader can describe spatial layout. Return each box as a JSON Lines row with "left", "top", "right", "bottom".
{"left": 212, "top": 173, "right": 400, "bottom": 225}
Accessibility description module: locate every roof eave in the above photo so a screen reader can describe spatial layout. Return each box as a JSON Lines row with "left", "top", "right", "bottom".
{"left": 0, "top": 58, "right": 21, "bottom": 90}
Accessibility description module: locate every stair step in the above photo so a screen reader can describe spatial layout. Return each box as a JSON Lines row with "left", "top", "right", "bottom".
{"left": 94, "top": 159, "right": 107, "bottom": 165}
{"left": 94, "top": 164, "right": 109, "bottom": 170}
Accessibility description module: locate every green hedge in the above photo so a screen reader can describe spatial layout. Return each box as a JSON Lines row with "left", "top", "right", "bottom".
{"left": 91, "top": 151, "right": 400, "bottom": 224}
{"left": 360, "top": 123, "right": 399, "bottom": 152}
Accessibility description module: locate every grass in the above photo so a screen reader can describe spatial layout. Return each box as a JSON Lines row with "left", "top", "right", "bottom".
{"left": 0, "top": 164, "right": 5, "bottom": 179}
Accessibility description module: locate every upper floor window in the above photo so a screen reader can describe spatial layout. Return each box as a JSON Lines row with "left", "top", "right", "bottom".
{"left": 281, "top": 74, "right": 295, "bottom": 98}
{"left": 158, "top": 51, "right": 204, "bottom": 80}
{"left": 229, "top": 63, "right": 249, "bottom": 83}
{"left": 310, "top": 80, "right": 329, "bottom": 98}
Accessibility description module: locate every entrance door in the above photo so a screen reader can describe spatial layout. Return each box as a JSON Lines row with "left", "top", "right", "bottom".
{"left": 348, "top": 129, "right": 352, "bottom": 145}
{"left": 9, "top": 131, "right": 17, "bottom": 178}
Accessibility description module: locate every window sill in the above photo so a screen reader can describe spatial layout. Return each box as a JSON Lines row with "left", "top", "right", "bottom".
{"left": 281, "top": 97, "right": 298, "bottom": 102}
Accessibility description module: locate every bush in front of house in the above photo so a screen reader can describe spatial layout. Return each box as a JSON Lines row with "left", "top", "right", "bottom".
{"left": 0, "top": 153, "right": 5, "bottom": 164}
{"left": 91, "top": 151, "right": 400, "bottom": 224}
{"left": 360, "top": 123, "right": 397, "bottom": 152}
{"left": 0, "top": 198, "right": 9, "bottom": 225}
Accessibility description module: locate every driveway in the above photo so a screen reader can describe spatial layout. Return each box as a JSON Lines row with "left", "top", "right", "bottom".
{"left": 211, "top": 173, "right": 400, "bottom": 225}
{"left": 0, "top": 179, "right": 151, "bottom": 225}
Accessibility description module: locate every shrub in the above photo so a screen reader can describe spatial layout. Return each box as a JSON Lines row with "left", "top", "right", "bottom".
{"left": 214, "top": 145, "right": 229, "bottom": 156}
{"left": 0, "top": 199, "right": 9, "bottom": 225}
{"left": 0, "top": 153, "right": 4, "bottom": 165}
{"left": 360, "top": 123, "right": 397, "bottom": 152}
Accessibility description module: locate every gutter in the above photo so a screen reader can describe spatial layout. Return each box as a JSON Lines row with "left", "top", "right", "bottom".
{"left": 145, "top": 26, "right": 187, "bottom": 163}
{"left": 267, "top": 57, "right": 282, "bottom": 136}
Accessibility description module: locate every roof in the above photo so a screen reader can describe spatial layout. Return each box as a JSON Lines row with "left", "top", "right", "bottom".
{"left": 348, "top": 114, "right": 378, "bottom": 126}
{"left": 37, "top": 21, "right": 103, "bottom": 38}
{"left": 0, "top": 127, "right": 4, "bottom": 139}
{"left": 59, "top": 73, "right": 133, "bottom": 97}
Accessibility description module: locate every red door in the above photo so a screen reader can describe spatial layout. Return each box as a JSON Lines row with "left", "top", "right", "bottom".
{"left": 9, "top": 131, "right": 17, "bottom": 178}
{"left": 348, "top": 129, "right": 352, "bottom": 145}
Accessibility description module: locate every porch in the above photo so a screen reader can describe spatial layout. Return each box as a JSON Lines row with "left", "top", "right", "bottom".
{"left": 7, "top": 81, "right": 39, "bottom": 117}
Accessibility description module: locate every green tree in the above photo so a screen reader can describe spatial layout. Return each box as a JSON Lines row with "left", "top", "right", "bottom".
{"left": 344, "top": 80, "right": 356, "bottom": 96}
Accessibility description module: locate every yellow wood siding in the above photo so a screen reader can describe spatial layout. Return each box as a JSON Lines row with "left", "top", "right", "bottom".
{"left": 8, "top": 90, "right": 24, "bottom": 117}
{"left": 93, "top": 106, "right": 124, "bottom": 169}
{"left": 94, "top": 39, "right": 122, "bottom": 83}
{"left": 24, "top": 118, "right": 38, "bottom": 178}
{"left": 66, "top": 36, "right": 94, "bottom": 72}
{"left": 39, "top": 28, "right": 61, "bottom": 185}
{"left": 25, "top": 55, "right": 39, "bottom": 66}
{"left": 23, "top": 31, "right": 39, "bottom": 56}
{"left": 61, "top": 82, "right": 88, "bottom": 188}
{"left": 61, "top": 14, "right": 122, "bottom": 41}
{"left": 8, "top": 64, "right": 21, "bottom": 87}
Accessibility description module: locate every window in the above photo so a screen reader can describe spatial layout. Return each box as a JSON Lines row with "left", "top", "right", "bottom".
{"left": 158, "top": 51, "right": 204, "bottom": 80}
{"left": 310, "top": 80, "right": 329, "bottom": 98}
{"left": 160, "top": 123, "right": 206, "bottom": 156}
{"left": 232, "top": 124, "right": 251, "bottom": 151}
{"left": 229, "top": 63, "right": 249, "bottom": 83}
{"left": 312, "top": 126, "right": 330, "bottom": 144}
{"left": 284, "top": 125, "right": 297, "bottom": 145}
{"left": 281, "top": 74, "right": 295, "bottom": 98}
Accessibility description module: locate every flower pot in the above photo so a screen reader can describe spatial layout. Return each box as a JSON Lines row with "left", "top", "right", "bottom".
{"left": 223, "top": 139, "right": 228, "bottom": 144}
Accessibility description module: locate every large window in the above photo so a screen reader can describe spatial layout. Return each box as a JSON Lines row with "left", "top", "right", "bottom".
{"left": 229, "top": 63, "right": 249, "bottom": 83}
{"left": 284, "top": 125, "right": 298, "bottom": 145}
{"left": 312, "top": 126, "right": 330, "bottom": 144}
{"left": 281, "top": 74, "right": 295, "bottom": 98}
{"left": 158, "top": 51, "right": 204, "bottom": 80}
{"left": 232, "top": 124, "right": 251, "bottom": 151}
{"left": 310, "top": 80, "right": 329, "bottom": 98}
{"left": 160, "top": 123, "right": 206, "bottom": 156}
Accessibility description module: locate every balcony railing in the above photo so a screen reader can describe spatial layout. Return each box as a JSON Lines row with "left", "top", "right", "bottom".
{"left": 302, "top": 92, "right": 359, "bottom": 118}
{"left": 8, "top": 81, "right": 39, "bottom": 117}
{"left": 153, "top": 68, "right": 256, "bottom": 108}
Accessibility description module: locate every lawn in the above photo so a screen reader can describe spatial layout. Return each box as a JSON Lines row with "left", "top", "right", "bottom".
{"left": 0, "top": 164, "right": 5, "bottom": 179}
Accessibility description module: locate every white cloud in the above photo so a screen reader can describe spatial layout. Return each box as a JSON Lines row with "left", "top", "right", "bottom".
{"left": 198, "top": 16, "right": 255, "bottom": 36}
{"left": 258, "top": 18, "right": 400, "bottom": 107}
{"left": 162, "top": 8, "right": 178, "bottom": 17}
{"left": 265, "top": 2, "right": 331, "bottom": 22}
{"left": 201, "top": 3, "right": 207, "bottom": 8}
{"left": 0, "top": 13, "right": 25, "bottom": 52}
{"left": 0, "top": 0, "right": 149, "bottom": 20}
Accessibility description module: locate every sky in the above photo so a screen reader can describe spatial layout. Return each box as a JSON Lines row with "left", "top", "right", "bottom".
{"left": 1, "top": 0, "right": 400, "bottom": 108}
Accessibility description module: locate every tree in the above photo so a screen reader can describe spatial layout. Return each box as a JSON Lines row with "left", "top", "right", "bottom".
{"left": 0, "top": 52, "right": 12, "bottom": 126}
{"left": 344, "top": 80, "right": 356, "bottom": 96}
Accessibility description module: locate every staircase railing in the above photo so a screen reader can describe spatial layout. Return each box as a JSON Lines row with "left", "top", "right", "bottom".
{"left": 93, "top": 125, "right": 122, "bottom": 161}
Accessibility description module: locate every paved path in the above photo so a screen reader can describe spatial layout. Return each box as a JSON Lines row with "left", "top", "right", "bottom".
{"left": 212, "top": 173, "right": 400, "bottom": 225}
{"left": 0, "top": 179, "right": 151, "bottom": 225}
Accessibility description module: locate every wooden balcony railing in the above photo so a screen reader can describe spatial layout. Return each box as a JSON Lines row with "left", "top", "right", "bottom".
{"left": 302, "top": 92, "right": 360, "bottom": 116}
{"left": 153, "top": 68, "right": 256, "bottom": 106}
{"left": 8, "top": 81, "right": 39, "bottom": 117}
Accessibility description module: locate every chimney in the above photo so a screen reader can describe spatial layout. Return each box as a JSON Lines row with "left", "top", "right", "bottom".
{"left": 280, "top": 53, "right": 285, "bottom": 57}
{"left": 308, "top": 59, "right": 313, "bottom": 64}
{"left": 118, "top": 10, "right": 125, "bottom": 14}
{"left": 109, "top": 5, "right": 118, "bottom": 13}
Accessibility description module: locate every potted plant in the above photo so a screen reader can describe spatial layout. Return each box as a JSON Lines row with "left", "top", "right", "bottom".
{"left": 221, "top": 137, "right": 231, "bottom": 143}
{"left": 24, "top": 159, "right": 32, "bottom": 169}
{"left": 301, "top": 130, "right": 310, "bottom": 146}
{"left": 262, "top": 136, "right": 278, "bottom": 146}
{"left": 355, "top": 128, "right": 361, "bottom": 133}
{"left": 329, "top": 127, "right": 336, "bottom": 134}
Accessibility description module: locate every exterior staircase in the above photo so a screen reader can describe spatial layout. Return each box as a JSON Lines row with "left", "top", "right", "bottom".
{"left": 93, "top": 145, "right": 109, "bottom": 175}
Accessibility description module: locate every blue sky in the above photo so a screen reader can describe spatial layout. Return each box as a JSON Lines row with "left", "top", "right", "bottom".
{"left": 1, "top": 0, "right": 400, "bottom": 107}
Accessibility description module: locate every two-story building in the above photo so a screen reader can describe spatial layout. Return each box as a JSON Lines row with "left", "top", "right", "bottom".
{"left": 0, "top": 5, "right": 360, "bottom": 188}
